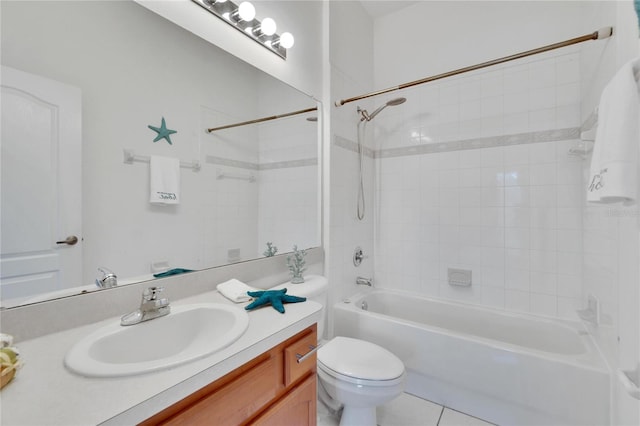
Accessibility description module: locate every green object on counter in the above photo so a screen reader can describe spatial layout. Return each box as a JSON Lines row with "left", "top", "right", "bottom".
{"left": 153, "top": 268, "right": 194, "bottom": 278}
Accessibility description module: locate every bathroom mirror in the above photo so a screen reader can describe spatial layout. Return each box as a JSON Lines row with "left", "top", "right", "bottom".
{"left": 0, "top": 0, "right": 320, "bottom": 308}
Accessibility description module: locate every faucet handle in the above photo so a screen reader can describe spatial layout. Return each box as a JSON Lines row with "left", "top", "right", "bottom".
{"left": 96, "top": 267, "right": 117, "bottom": 288}
{"left": 143, "top": 286, "right": 164, "bottom": 301}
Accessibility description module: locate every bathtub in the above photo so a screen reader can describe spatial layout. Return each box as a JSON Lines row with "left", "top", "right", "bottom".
{"left": 333, "top": 289, "right": 610, "bottom": 426}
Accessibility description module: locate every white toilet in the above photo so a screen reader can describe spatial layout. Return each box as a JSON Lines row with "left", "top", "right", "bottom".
{"left": 272, "top": 275, "right": 406, "bottom": 426}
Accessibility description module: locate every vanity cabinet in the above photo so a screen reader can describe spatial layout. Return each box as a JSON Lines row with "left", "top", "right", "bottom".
{"left": 141, "top": 324, "right": 317, "bottom": 426}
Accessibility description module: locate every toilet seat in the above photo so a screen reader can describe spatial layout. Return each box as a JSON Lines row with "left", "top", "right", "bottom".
{"left": 318, "top": 336, "right": 405, "bottom": 387}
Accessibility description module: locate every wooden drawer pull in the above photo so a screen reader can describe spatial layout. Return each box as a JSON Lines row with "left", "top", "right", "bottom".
{"left": 295, "top": 343, "right": 321, "bottom": 364}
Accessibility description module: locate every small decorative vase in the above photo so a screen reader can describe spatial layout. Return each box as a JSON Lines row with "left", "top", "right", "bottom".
{"left": 291, "top": 274, "right": 305, "bottom": 284}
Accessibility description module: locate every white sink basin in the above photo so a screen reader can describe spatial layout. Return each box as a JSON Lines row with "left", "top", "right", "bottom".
{"left": 64, "top": 303, "right": 249, "bottom": 378}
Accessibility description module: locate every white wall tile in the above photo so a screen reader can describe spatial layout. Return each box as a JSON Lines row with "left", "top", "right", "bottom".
{"left": 529, "top": 86, "right": 556, "bottom": 110}
{"left": 481, "top": 72, "right": 503, "bottom": 98}
{"left": 459, "top": 188, "right": 482, "bottom": 206}
{"left": 529, "top": 60, "right": 556, "bottom": 89}
{"left": 504, "top": 166, "right": 530, "bottom": 186}
{"left": 482, "top": 267, "right": 505, "bottom": 288}
{"left": 505, "top": 227, "right": 530, "bottom": 249}
{"left": 482, "top": 286, "right": 506, "bottom": 309}
{"left": 530, "top": 293, "right": 557, "bottom": 317}
{"left": 529, "top": 142, "right": 557, "bottom": 163}
{"left": 459, "top": 78, "right": 482, "bottom": 102}
{"left": 505, "top": 289, "right": 530, "bottom": 312}
{"left": 529, "top": 108, "right": 556, "bottom": 131}
{"left": 530, "top": 271, "right": 557, "bottom": 295}
{"left": 504, "top": 92, "right": 530, "bottom": 114}
{"left": 369, "top": 43, "right": 585, "bottom": 321}
{"left": 481, "top": 167, "right": 505, "bottom": 187}
{"left": 505, "top": 268, "right": 530, "bottom": 291}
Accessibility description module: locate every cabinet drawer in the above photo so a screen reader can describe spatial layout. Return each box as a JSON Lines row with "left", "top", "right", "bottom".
{"left": 284, "top": 326, "right": 317, "bottom": 387}
{"left": 162, "top": 354, "right": 283, "bottom": 426}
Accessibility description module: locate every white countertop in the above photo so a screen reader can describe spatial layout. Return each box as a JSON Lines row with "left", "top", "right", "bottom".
{"left": 0, "top": 289, "right": 321, "bottom": 426}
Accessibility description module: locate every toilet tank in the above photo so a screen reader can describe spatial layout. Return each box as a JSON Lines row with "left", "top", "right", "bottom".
{"left": 270, "top": 275, "right": 328, "bottom": 339}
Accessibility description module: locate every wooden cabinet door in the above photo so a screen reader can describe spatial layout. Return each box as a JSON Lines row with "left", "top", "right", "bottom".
{"left": 253, "top": 374, "right": 317, "bottom": 426}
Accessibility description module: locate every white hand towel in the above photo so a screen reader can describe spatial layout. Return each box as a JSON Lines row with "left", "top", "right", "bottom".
{"left": 150, "top": 156, "right": 180, "bottom": 205}
{"left": 587, "top": 57, "right": 640, "bottom": 205}
{"left": 217, "top": 279, "right": 256, "bottom": 303}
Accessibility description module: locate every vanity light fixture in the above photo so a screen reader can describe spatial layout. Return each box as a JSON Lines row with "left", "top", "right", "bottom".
{"left": 192, "top": 0, "right": 294, "bottom": 60}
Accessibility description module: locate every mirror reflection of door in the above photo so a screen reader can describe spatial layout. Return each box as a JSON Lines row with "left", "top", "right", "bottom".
{"left": 1, "top": 66, "right": 82, "bottom": 304}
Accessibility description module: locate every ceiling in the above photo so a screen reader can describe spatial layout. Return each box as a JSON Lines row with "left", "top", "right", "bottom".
{"left": 358, "top": 1, "right": 420, "bottom": 19}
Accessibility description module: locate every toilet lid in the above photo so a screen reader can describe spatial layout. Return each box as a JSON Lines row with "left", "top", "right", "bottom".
{"left": 317, "top": 336, "right": 404, "bottom": 382}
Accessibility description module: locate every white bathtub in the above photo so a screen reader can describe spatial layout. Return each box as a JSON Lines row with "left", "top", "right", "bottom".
{"left": 333, "top": 289, "right": 610, "bottom": 426}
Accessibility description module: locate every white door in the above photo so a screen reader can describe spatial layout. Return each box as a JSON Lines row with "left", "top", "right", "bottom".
{"left": 1, "top": 66, "right": 82, "bottom": 304}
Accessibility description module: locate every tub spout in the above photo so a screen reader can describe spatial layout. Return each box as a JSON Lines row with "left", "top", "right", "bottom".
{"left": 356, "top": 276, "right": 373, "bottom": 286}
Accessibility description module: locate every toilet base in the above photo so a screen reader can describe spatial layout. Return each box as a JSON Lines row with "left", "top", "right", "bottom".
{"left": 339, "top": 405, "right": 376, "bottom": 426}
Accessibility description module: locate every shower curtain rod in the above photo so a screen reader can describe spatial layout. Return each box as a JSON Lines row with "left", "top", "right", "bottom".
{"left": 335, "top": 27, "right": 613, "bottom": 107}
{"left": 206, "top": 106, "right": 317, "bottom": 132}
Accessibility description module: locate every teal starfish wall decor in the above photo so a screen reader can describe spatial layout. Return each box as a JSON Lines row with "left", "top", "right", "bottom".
{"left": 148, "top": 117, "right": 177, "bottom": 145}
{"left": 245, "top": 288, "right": 306, "bottom": 314}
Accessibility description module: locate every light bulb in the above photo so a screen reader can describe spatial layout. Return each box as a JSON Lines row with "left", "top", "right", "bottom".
{"left": 260, "top": 18, "right": 277, "bottom": 36}
{"left": 279, "top": 32, "right": 294, "bottom": 49}
{"left": 237, "top": 2, "right": 255, "bottom": 21}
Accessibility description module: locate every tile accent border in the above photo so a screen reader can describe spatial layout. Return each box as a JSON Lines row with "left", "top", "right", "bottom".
{"left": 334, "top": 127, "right": 580, "bottom": 158}
{"left": 206, "top": 155, "right": 258, "bottom": 170}
{"left": 259, "top": 158, "right": 317, "bottom": 170}
{"left": 334, "top": 135, "right": 375, "bottom": 158}
{"left": 206, "top": 155, "right": 317, "bottom": 171}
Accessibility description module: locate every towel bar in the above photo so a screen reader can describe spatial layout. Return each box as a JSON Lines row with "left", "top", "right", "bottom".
{"left": 123, "top": 148, "right": 201, "bottom": 171}
{"left": 216, "top": 170, "right": 256, "bottom": 182}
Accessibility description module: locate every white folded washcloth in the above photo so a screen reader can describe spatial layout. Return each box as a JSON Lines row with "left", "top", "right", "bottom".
{"left": 587, "top": 57, "right": 640, "bottom": 205}
{"left": 150, "top": 156, "right": 180, "bottom": 205}
{"left": 217, "top": 279, "right": 256, "bottom": 303}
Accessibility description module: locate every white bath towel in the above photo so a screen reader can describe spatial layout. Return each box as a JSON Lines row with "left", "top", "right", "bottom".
{"left": 217, "top": 278, "right": 256, "bottom": 303}
{"left": 587, "top": 57, "right": 640, "bottom": 205}
{"left": 150, "top": 156, "right": 180, "bottom": 205}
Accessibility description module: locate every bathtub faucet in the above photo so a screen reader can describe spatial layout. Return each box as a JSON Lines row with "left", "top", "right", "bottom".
{"left": 356, "top": 276, "right": 373, "bottom": 287}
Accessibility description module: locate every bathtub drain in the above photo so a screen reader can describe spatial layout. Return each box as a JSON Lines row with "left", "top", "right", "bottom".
{"left": 360, "top": 300, "right": 368, "bottom": 311}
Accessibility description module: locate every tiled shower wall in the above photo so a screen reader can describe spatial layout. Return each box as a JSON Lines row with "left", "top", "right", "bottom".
{"left": 369, "top": 52, "right": 586, "bottom": 320}
{"left": 375, "top": 139, "right": 584, "bottom": 319}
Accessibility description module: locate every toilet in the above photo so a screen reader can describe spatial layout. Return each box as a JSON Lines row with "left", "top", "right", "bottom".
{"left": 272, "top": 275, "right": 406, "bottom": 426}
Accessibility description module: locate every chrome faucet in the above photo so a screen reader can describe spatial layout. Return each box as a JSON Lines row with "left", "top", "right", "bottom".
{"left": 356, "top": 276, "right": 373, "bottom": 287}
{"left": 96, "top": 267, "right": 117, "bottom": 288}
{"left": 121, "top": 286, "right": 170, "bottom": 326}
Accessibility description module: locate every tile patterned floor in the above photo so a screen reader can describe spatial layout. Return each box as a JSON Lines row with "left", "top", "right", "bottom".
{"left": 318, "top": 392, "right": 495, "bottom": 426}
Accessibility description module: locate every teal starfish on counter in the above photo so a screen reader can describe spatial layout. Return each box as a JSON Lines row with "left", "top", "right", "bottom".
{"left": 148, "top": 117, "right": 177, "bottom": 145}
{"left": 245, "top": 288, "right": 306, "bottom": 314}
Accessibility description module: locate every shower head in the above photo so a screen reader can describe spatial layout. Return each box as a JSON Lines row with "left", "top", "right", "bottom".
{"left": 359, "top": 97, "right": 406, "bottom": 121}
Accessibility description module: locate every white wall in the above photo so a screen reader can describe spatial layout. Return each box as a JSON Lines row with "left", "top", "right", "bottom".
{"left": 136, "top": 0, "right": 323, "bottom": 99}
{"left": 327, "top": 1, "right": 376, "bottom": 311}
{"left": 373, "top": 1, "right": 584, "bottom": 89}
{"left": 579, "top": 2, "right": 640, "bottom": 425}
